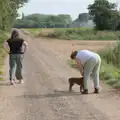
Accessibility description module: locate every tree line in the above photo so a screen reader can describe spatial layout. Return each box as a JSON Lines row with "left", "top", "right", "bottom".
{"left": 71, "top": 13, "right": 94, "bottom": 28}
{"left": 0, "top": 0, "right": 28, "bottom": 31}
{"left": 14, "top": 14, "right": 72, "bottom": 28}
{"left": 14, "top": 0, "right": 120, "bottom": 31}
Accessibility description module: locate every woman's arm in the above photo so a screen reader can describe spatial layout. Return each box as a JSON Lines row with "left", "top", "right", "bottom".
{"left": 22, "top": 41, "right": 28, "bottom": 53}
{"left": 3, "top": 41, "right": 9, "bottom": 53}
{"left": 75, "top": 58, "right": 84, "bottom": 76}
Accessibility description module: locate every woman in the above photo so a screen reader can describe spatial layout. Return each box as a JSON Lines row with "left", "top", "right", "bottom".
{"left": 4, "top": 30, "right": 28, "bottom": 85}
{"left": 70, "top": 50, "right": 101, "bottom": 94}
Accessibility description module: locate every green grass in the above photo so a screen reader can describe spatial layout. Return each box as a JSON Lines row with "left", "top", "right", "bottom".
{"left": 51, "top": 28, "right": 120, "bottom": 40}
{"left": 99, "top": 41, "right": 120, "bottom": 67}
{"left": 0, "top": 30, "right": 8, "bottom": 80}
{"left": 26, "top": 28, "right": 120, "bottom": 40}
{"left": 24, "top": 28, "right": 42, "bottom": 36}
{"left": 96, "top": 41, "right": 120, "bottom": 88}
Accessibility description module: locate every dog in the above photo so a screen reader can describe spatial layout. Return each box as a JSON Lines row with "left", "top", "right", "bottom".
{"left": 68, "top": 77, "right": 84, "bottom": 92}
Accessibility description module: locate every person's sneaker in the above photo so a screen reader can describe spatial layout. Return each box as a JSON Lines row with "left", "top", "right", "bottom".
{"left": 19, "top": 80, "right": 24, "bottom": 84}
{"left": 10, "top": 81, "right": 15, "bottom": 86}
{"left": 94, "top": 88, "right": 99, "bottom": 93}
{"left": 82, "top": 89, "right": 88, "bottom": 94}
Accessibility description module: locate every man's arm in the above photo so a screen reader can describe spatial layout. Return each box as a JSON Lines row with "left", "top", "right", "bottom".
{"left": 75, "top": 58, "right": 84, "bottom": 76}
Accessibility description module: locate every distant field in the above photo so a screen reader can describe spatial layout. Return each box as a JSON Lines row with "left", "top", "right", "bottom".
{"left": 25, "top": 28, "right": 42, "bottom": 36}
{"left": 25, "top": 28, "right": 120, "bottom": 40}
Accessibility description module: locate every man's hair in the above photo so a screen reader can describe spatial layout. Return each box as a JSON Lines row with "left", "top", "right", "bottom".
{"left": 70, "top": 51, "right": 78, "bottom": 59}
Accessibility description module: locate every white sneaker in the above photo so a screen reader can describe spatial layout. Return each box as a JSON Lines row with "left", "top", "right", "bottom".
{"left": 19, "top": 80, "right": 24, "bottom": 84}
{"left": 10, "top": 80, "right": 15, "bottom": 86}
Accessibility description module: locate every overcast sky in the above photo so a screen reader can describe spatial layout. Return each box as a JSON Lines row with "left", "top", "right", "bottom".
{"left": 19, "top": 0, "right": 120, "bottom": 20}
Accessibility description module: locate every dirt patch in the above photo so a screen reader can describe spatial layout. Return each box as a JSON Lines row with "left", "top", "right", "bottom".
{"left": 35, "top": 37, "right": 115, "bottom": 62}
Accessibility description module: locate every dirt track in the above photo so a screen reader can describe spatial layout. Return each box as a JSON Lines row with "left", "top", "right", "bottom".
{"left": 0, "top": 30, "right": 120, "bottom": 120}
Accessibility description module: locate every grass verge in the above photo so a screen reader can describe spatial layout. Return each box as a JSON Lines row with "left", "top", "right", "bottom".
{"left": 26, "top": 28, "right": 120, "bottom": 40}
{"left": 0, "top": 30, "right": 8, "bottom": 80}
{"left": 24, "top": 28, "right": 42, "bottom": 36}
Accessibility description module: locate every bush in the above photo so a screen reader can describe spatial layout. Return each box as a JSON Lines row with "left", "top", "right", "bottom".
{"left": 97, "top": 41, "right": 120, "bottom": 88}
{"left": 113, "top": 81, "right": 120, "bottom": 88}
{"left": 26, "top": 28, "right": 120, "bottom": 40}
{"left": 0, "top": 30, "right": 8, "bottom": 80}
{"left": 40, "top": 28, "right": 120, "bottom": 40}
{"left": 25, "top": 28, "right": 42, "bottom": 36}
{"left": 99, "top": 41, "right": 120, "bottom": 67}
{"left": 105, "top": 79, "right": 119, "bottom": 86}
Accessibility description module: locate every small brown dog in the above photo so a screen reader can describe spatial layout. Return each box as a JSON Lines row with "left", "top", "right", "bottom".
{"left": 68, "top": 77, "right": 84, "bottom": 92}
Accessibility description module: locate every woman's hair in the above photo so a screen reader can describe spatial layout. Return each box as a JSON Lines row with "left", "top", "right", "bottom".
{"left": 70, "top": 51, "right": 78, "bottom": 59}
{"left": 11, "top": 30, "right": 19, "bottom": 39}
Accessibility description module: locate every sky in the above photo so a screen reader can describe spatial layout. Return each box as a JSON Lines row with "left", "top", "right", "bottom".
{"left": 19, "top": 0, "right": 120, "bottom": 20}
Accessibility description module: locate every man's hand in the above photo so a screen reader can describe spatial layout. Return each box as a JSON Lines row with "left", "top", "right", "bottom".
{"left": 75, "top": 58, "right": 84, "bottom": 76}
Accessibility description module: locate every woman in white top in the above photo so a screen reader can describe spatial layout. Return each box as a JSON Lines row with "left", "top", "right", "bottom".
{"left": 70, "top": 50, "right": 101, "bottom": 94}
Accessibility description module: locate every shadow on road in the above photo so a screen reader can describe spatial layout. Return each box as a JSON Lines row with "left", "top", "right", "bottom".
{"left": 17, "top": 89, "right": 103, "bottom": 100}
{"left": 17, "top": 90, "right": 83, "bottom": 99}
{"left": 16, "top": 89, "right": 120, "bottom": 100}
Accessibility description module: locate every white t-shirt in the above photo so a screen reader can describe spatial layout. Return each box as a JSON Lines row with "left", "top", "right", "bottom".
{"left": 76, "top": 50, "right": 96, "bottom": 65}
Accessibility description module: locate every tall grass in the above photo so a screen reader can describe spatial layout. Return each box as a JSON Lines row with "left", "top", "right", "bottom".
{"left": 99, "top": 41, "right": 120, "bottom": 67}
{"left": 0, "top": 30, "right": 8, "bottom": 80}
{"left": 47, "top": 28, "right": 120, "bottom": 40}
{"left": 98, "top": 41, "right": 120, "bottom": 88}
{"left": 25, "top": 28, "right": 42, "bottom": 36}
{"left": 26, "top": 28, "right": 120, "bottom": 40}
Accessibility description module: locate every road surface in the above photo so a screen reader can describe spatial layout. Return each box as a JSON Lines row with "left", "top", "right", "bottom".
{"left": 0, "top": 30, "right": 120, "bottom": 120}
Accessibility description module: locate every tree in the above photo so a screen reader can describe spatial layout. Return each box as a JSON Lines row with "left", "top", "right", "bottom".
{"left": 110, "top": 10, "right": 120, "bottom": 31}
{"left": 88, "top": 0, "right": 120, "bottom": 30}
{"left": 0, "top": 0, "right": 29, "bottom": 30}
{"left": 22, "top": 13, "right": 25, "bottom": 19}
{"left": 77, "top": 13, "right": 92, "bottom": 22}
{"left": 14, "top": 13, "right": 72, "bottom": 28}
{"left": 58, "top": 14, "right": 72, "bottom": 27}
{"left": 71, "top": 13, "right": 94, "bottom": 28}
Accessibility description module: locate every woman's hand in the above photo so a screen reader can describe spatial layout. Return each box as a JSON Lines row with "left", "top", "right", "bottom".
{"left": 22, "top": 41, "right": 28, "bottom": 53}
{"left": 3, "top": 41, "right": 9, "bottom": 54}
